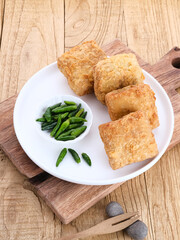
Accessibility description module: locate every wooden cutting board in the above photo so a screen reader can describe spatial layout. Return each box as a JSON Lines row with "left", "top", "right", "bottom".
{"left": 0, "top": 39, "right": 180, "bottom": 224}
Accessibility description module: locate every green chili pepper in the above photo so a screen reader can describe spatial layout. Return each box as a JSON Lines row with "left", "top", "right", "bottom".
{"left": 69, "top": 117, "right": 87, "bottom": 123}
{"left": 36, "top": 117, "right": 46, "bottom": 122}
{"left": 50, "top": 102, "right": 62, "bottom": 110}
{"left": 55, "top": 119, "right": 70, "bottom": 138}
{"left": 61, "top": 112, "right": 69, "bottom": 119}
{"left": 41, "top": 122, "right": 57, "bottom": 131}
{"left": 50, "top": 115, "right": 62, "bottom": 137}
{"left": 44, "top": 107, "right": 52, "bottom": 122}
{"left": 52, "top": 115, "right": 60, "bottom": 120}
{"left": 57, "top": 136, "right": 76, "bottom": 141}
{"left": 58, "top": 129, "right": 73, "bottom": 137}
{"left": 67, "top": 122, "right": 84, "bottom": 130}
{"left": 71, "top": 126, "right": 87, "bottom": 137}
{"left": 61, "top": 112, "right": 69, "bottom": 118}
{"left": 81, "top": 111, "right": 87, "bottom": 119}
{"left": 75, "top": 108, "right": 84, "bottom": 117}
{"left": 51, "top": 104, "right": 67, "bottom": 116}
{"left": 82, "top": 153, "right": 92, "bottom": 166}
{"left": 59, "top": 104, "right": 67, "bottom": 108}
{"left": 52, "top": 105, "right": 77, "bottom": 113}
{"left": 64, "top": 101, "right": 76, "bottom": 105}
{"left": 68, "top": 148, "right": 81, "bottom": 163}
{"left": 53, "top": 112, "right": 69, "bottom": 121}
{"left": 56, "top": 148, "right": 67, "bottom": 167}
{"left": 41, "top": 120, "right": 56, "bottom": 127}
{"left": 68, "top": 104, "right": 81, "bottom": 117}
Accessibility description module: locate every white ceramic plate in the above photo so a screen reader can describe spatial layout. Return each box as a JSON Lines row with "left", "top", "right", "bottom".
{"left": 13, "top": 62, "right": 174, "bottom": 185}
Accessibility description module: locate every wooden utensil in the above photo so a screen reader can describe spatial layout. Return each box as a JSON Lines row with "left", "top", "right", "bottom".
{"left": 59, "top": 212, "right": 140, "bottom": 240}
{"left": 0, "top": 39, "right": 180, "bottom": 224}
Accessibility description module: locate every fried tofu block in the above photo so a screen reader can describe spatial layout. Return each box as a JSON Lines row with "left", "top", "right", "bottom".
{"left": 99, "top": 111, "right": 158, "bottom": 170}
{"left": 105, "top": 84, "right": 159, "bottom": 129}
{"left": 57, "top": 40, "right": 106, "bottom": 96}
{"left": 94, "top": 53, "right": 145, "bottom": 104}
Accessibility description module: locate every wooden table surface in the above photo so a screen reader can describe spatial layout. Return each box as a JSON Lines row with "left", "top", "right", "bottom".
{"left": 0, "top": 1, "right": 180, "bottom": 239}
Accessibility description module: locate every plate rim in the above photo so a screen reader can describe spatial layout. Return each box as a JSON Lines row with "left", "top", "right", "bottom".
{"left": 13, "top": 62, "right": 174, "bottom": 185}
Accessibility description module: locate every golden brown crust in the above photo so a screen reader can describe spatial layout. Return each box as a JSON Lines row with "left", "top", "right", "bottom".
{"left": 94, "top": 53, "right": 145, "bottom": 104}
{"left": 57, "top": 40, "right": 107, "bottom": 96}
{"left": 105, "top": 84, "right": 159, "bottom": 129}
{"left": 99, "top": 111, "right": 158, "bottom": 170}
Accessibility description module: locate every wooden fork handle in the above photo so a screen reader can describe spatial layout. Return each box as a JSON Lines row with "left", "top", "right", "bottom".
{"left": 59, "top": 222, "right": 105, "bottom": 240}
{"left": 59, "top": 212, "right": 140, "bottom": 239}
{"left": 59, "top": 228, "right": 94, "bottom": 240}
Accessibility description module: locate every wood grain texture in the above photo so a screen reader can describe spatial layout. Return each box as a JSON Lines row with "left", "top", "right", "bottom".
{"left": 0, "top": 96, "right": 43, "bottom": 178}
{"left": 0, "top": 0, "right": 5, "bottom": 44}
{"left": 65, "top": 0, "right": 125, "bottom": 49}
{"left": 0, "top": 0, "right": 180, "bottom": 239}
{"left": 151, "top": 47, "right": 180, "bottom": 149}
{"left": 0, "top": 0, "right": 64, "bottom": 101}
{"left": 23, "top": 173, "right": 121, "bottom": 224}
{"left": 0, "top": 1, "right": 65, "bottom": 240}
